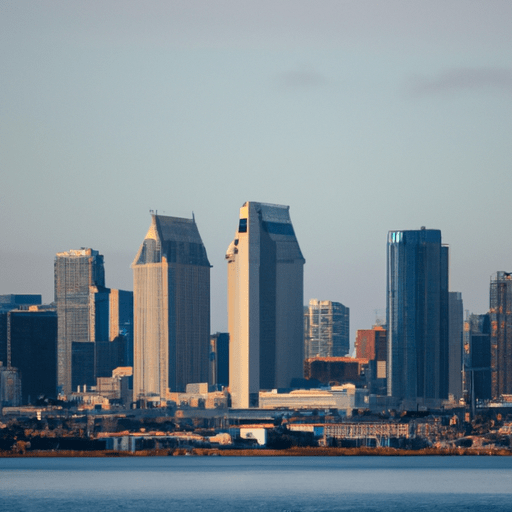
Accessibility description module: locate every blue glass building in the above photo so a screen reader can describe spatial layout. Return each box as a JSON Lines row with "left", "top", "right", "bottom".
{"left": 386, "top": 228, "right": 449, "bottom": 401}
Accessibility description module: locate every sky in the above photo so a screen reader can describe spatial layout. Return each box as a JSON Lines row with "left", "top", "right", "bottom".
{"left": 1, "top": 1, "right": 511, "bottom": 350}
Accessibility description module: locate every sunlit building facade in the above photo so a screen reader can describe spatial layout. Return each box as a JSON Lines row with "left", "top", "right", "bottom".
{"left": 490, "top": 271, "right": 512, "bottom": 399}
{"left": 226, "top": 202, "right": 305, "bottom": 408}
{"left": 55, "top": 248, "right": 105, "bottom": 395}
{"left": 132, "top": 214, "right": 210, "bottom": 401}
{"left": 304, "top": 299, "right": 350, "bottom": 358}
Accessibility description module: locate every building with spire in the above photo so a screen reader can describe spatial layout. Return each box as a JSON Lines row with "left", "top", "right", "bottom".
{"left": 132, "top": 213, "right": 210, "bottom": 402}
{"left": 226, "top": 202, "right": 305, "bottom": 408}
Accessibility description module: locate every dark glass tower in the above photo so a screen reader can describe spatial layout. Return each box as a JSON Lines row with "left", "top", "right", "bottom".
{"left": 386, "top": 228, "right": 449, "bottom": 401}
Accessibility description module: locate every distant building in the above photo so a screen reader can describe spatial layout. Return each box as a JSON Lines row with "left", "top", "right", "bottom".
{"left": 3, "top": 308, "right": 58, "bottom": 404}
{"left": 55, "top": 248, "right": 105, "bottom": 395}
{"left": 490, "top": 272, "right": 512, "bottom": 398}
{"left": 464, "top": 313, "right": 491, "bottom": 404}
{"left": 304, "top": 299, "right": 350, "bottom": 358}
{"left": 226, "top": 202, "right": 305, "bottom": 408}
{"left": 0, "top": 294, "right": 42, "bottom": 311}
{"left": 386, "top": 228, "right": 449, "bottom": 401}
{"left": 448, "top": 292, "right": 464, "bottom": 401}
{"left": 55, "top": 248, "right": 133, "bottom": 396}
{"left": 72, "top": 341, "right": 95, "bottom": 390}
{"left": 355, "top": 326, "right": 387, "bottom": 395}
{"left": 132, "top": 213, "right": 210, "bottom": 401}
{"left": 259, "top": 384, "right": 367, "bottom": 415}
{"left": 355, "top": 326, "right": 387, "bottom": 361}
{"left": 304, "top": 357, "right": 368, "bottom": 385}
{"left": 0, "top": 363, "right": 21, "bottom": 407}
{"left": 209, "top": 332, "right": 229, "bottom": 389}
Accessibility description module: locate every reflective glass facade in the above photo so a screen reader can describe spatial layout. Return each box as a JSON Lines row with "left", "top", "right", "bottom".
{"left": 386, "top": 229, "right": 449, "bottom": 400}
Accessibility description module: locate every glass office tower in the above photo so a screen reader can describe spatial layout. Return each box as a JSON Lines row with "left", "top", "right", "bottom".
{"left": 386, "top": 228, "right": 449, "bottom": 401}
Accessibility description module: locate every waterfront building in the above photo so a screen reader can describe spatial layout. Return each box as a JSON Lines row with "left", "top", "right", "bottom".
{"left": 226, "top": 202, "right": 305, "bottom": 408}
{"left": 304, "top": 299, "right": 350, "bottom": 358}
{"left": 132, "top": 213, "right": 210, "bottom": 401}
{"left": 490, "top": 272, "right": 512, "bottom": 398}
{"left": 386, "top": 228, "right": 449, "bottom": 401}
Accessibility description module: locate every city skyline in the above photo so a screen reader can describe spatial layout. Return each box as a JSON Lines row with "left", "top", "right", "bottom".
{"left": 2, "top": 2, "right": 512, "bottom": 345}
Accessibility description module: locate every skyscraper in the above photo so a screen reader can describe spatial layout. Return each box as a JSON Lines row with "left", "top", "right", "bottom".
{"left": 0, "top": 307, "right": 57, "bottom": 404}
{"left": 490, "top": 271, "right": 512, "bottom": 399}
{"left": 132, "top": 213, "right": 210, "bottom": 401}
{"left": 464, "top": 313, "right": 491, "bottom": 409}
{"left": 386, "top": 228, "right": 449, "bottom": 402}
{"left": 448, "top": 291, "right": 463, "bottom": 401}
{"left": 55, "top": 248, "right": 105, "bottom": 395}
{"left": 304, "top": 299, "right": 350, "bottom": 358}
{"left": 226, "top": 201, "right": 305, "bottom": 408}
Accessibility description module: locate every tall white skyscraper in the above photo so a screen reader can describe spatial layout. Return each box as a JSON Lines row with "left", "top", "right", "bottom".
{"left": 132, "top": 214, "right": 210, "bottom": 403}
{"left": 226, "top": 202, "right": 305, "bottom": 408}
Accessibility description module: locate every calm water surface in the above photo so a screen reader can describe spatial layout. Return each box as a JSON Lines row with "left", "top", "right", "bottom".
{"left": 1, "top": 456, "right": 512, "bottom": 511}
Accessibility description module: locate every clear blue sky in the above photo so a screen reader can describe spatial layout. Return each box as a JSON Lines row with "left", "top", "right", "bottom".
{"left": 1, "top": 1, "right": 511, "bottom": 348}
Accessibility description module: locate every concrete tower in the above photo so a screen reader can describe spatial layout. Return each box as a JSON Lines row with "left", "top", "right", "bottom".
{"left": 132, "top": 214, "right": 210, "bottom": 402}
{"left": 226, "top": 202, "right": 305, "bottom": 408}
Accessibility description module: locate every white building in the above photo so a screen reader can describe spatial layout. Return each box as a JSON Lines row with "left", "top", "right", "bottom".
{"left": 226, "top": 202, "right": 305, "bottom": 408}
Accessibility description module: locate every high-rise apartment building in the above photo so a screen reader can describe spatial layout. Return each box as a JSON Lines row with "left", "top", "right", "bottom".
{"left": 304, "top": 299, "right": 350, "bottom": 358}
{"left": 132, "top": 214, "right": 210, "bottom": 401}
{"left": 490, "top": 271, "right": 512, "bottom": 399}
{"left": 448, "top": 292, "right": 464, "bottom": 401}
{"left": 226, "top": 202, "right": 305, "bottom": 408}
{"left": 386, "top": 228, "right": 449, "bottom": 401}
{"left": 55, "top": 248, "right": 105, "bottom": 395}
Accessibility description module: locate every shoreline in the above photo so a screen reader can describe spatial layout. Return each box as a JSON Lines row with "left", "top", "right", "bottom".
{"left": 2, "top": 446, "right": 511, "bottom": 457}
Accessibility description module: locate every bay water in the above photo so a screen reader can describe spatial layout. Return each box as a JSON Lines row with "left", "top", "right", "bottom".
{"left": 1, "top": 456, "right": 512, "bottom": 511}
